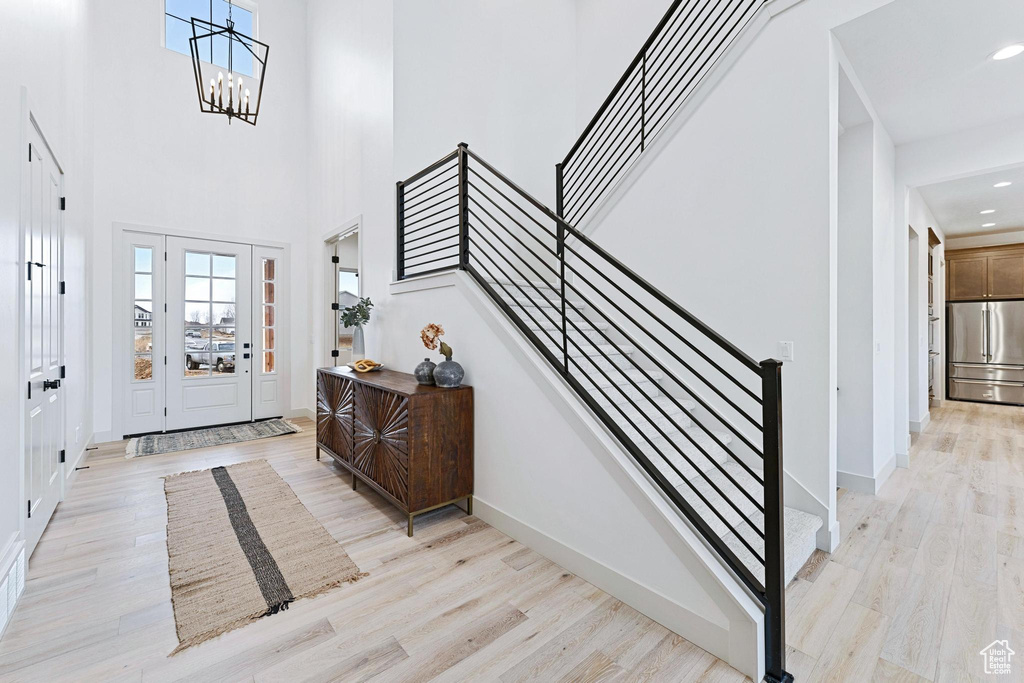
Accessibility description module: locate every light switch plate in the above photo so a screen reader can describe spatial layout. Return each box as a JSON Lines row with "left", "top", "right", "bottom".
{"left": 778, "top": 341, "right": 794, "bottom": 362}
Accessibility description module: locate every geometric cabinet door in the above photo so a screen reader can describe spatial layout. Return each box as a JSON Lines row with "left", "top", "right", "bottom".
{"left": 316, "top": 371, "right": 353, "bottom": 461}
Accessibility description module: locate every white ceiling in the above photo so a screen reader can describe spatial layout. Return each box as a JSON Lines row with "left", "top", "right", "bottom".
{"left": 834, "top": 0, "right": 1024, "bottom": 145}
{"left": 918, "top": 166, "right": 1024, "bottom": 237}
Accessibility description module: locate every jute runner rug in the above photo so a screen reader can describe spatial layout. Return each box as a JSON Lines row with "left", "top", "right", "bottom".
{"left": 163, "top": 459, "right": 366, "bottom": 654}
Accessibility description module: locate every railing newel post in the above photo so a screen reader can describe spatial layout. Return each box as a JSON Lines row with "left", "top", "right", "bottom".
{"left": 396, "top": 180, "right": 406, "bottom": 281}
{"left": 760, "top": 358, "right": 791, "bottom": 683}
{"left": 458, "top": 143, "right": 470, "bottom": 270}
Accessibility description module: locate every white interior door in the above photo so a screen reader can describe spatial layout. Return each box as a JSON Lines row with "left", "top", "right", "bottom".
{"left": 24, "top": 128, "right": 64, "bottom": 554}
{"left": 166, "top": 237, "right": 252, "bottom": 430}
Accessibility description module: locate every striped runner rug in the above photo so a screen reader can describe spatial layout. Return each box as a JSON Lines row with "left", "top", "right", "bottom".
{"left": 163, "top": 459, "right": 366, "bottom": 654}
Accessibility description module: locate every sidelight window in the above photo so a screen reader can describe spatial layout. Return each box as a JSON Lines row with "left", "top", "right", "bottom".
{"left": 261, "top": 258, "right": 276, "bottom": 373}
{"left": 133, "top": 247, "right": 155, "bottom": 381}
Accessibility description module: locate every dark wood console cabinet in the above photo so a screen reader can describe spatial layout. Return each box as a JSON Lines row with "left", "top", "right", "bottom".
{"left": 315, "top": 367, "right": 473, "bottom": 536}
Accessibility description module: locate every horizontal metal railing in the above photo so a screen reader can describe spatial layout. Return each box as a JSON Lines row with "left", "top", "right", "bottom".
{"left": 396, "top": 144, "right": 791, "bottom": 682}
{"left": 557, "top": 0, "right": 764, "bottom": 226}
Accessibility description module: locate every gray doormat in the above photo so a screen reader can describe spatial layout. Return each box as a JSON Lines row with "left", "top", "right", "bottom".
{"left": 126, "top": 419, "right": 302, "bottom": 458}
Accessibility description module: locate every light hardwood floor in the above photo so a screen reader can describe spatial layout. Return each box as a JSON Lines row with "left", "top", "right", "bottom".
{"left": 0, "top": 418, "right": 747, "bottom": 683}
{"left": 3, "top": 400, "right": 1022, "bottom": 682}
{"left": 787, "top": 399, "right": 1024, "bottom": 682}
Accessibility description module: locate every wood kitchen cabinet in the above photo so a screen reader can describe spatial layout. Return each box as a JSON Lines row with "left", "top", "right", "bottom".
{"left": 947, "top": 245, "right": 1024, "bottom": 300}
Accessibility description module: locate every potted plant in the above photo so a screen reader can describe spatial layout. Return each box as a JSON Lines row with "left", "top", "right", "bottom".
{"left": 341, "top": 297, "right": 373, "bottom": 359}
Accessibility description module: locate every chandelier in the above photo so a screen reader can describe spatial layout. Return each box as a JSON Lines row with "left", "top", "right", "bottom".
{"left": 188, "top": 3, "right": 269, "bottom": 126}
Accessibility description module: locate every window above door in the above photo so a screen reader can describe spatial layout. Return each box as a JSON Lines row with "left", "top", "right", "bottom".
{"left": 164, "top": 0, "right": 257, "bottom": 77}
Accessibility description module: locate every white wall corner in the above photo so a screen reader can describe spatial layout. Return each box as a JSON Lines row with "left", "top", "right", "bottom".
{"left": 909, "top": 412, "right": 930, "bottom": 433}
{"left": 287, "top": 407, "right": 316, "bottom": 421}
{"left": 836, "top": 452, "right": 894, "bottom": 495}
{"left": 782, "top": 471, "right": 831, "bottom": 551}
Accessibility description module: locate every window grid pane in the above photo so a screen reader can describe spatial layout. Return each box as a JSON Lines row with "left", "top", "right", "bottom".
{"left": 132, "top": 247, "right": 155, "bottom": 383}
{"left": 184, "top": 250, "right": 237, "bottom": 378}
{"left": 262, "top": 258, "right": 275, "bottom": 374}
{"left": 166, "top": 1, "right": 256, "bottom": 75}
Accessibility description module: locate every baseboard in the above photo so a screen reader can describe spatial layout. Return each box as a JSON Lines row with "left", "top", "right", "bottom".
{"left": 823, "top": 520, "right": 841, "bottom": 553}
{"left": 896, "top": 451, "right": 910, "bottom": 468}
{"left": 0, "top": 534, "right": 26, "bottom": 641}
{"left": 837, "top": 452, "right": 897, "bottom": 495}
{"left": 473, "top": 497, "right": 732, "bottom": 664}
{"left": 287, "top": 407, "right": 315, "bottom": 421}
{"left": 909, "top": 413, "right": 930, "bottom": 433}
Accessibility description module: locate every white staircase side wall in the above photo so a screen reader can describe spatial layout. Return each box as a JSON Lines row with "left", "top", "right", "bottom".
{"left": 387, "top": 271, "right": 765, "bottom": 681}
{"left": 565, "top": 0, "right": 900, "bottom": 552}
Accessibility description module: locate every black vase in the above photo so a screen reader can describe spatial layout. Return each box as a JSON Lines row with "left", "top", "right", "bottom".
{"left": 414, "top": 357, "right": 436, "bottom": 385}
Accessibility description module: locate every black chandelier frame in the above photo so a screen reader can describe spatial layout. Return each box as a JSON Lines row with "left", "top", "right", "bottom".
{"left": 188, "top": 15, "right": 269, "bottom": 126}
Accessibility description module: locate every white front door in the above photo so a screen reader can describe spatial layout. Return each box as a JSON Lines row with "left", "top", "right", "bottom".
{"left": 24, "top": 129, "right": 64, "bottom": 554}
{"left": 165, "top": 237, "right": 253, "bottom": 430}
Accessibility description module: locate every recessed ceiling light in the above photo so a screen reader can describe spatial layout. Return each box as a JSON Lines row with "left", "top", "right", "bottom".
{"left": 981, "top": 209, "right": 996, "bottom": 214}
{"left": 983, "top": 223, "right": 997, "bottom": 228}
{"left": 993, "top": 44, "right": 1024, "bottom": 61}
{"left": 994, "top": 181, "right": 1013, "bottom": 188}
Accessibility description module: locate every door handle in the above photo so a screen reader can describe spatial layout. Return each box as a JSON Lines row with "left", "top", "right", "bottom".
{"left": 42, "top": 379, "right": 60, "bottom": 391}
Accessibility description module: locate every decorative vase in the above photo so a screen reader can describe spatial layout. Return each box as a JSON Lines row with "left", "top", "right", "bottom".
{"left": 433, "top": 355, "right": 464, "bottom": 388}
{"left": 414, "top": 358, "right": 436, "bottom": 385}
{"left": 352, "top": 326, "right": 365, "bottom": 359}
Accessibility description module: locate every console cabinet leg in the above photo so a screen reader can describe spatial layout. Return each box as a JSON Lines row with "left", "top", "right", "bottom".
{"left": 315, "top": 446, "right": 320, "bottom": 461}
{"left": 467, "top": 496, "right": 473, "bottom": 516}
{"left": 352, "top": 472, "right": 358, "bottom": 491}
{"left": 407, "top": 514, "right": 414, "bottom": 537}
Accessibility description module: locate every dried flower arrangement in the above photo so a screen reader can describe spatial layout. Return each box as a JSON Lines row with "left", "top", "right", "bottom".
{"left": 420, "top": 323, "right": 453, "bottom": 360}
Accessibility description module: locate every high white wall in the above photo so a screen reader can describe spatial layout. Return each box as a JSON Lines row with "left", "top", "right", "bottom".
{"left": 0, "top": 0, "right": 94, "bottom": 571}
{"left": 89, "top": 0, "right": 313, "bottom": 438}
{"left": 393, "top": 0, "right": 577, "bottom": 206}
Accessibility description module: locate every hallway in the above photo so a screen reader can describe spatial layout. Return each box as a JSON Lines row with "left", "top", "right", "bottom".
{"left": 786, "top": 400, "right": 1024, "bottom": 681}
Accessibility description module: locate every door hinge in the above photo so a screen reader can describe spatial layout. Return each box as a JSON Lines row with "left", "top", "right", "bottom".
{"left": 331, "top": 303, "right": 340, "bottom": 310}
{"left": 164, "top": 303, "right": 167, "bottom": 313}
{"left": 28, "top": 143, "right": 32, "bottom": 161}
{"left": 164, "top": 355, "right": 167, "bottom": 365}
{"left": 60, "top": 197, "right": 66, "bottom": 211}
{"left": 164, "top": 251, "right": 167, "bottom": 261}
{"left": 27, "top": 381, "right": 31, "bottom": 399}
{"left": 60, "top": 365, "right": 66, "bottom": 379}
{"left": 59, "top": 449, "right": 66, "bottom": 464}
{"left": 164, "top": 407, "right": 167, "bottom": 416}
{"left": 26, "top": 262, "right": 32, "bottom": 281}
{"left": 331, "top": 255, "right": 340, "bottom": 264}
{"left": 59, "top": 280, "right": 66, "bottom": 294}
{"left": 27, "top": 500, "right": 31, "bottom": 519}
{"left": 331, "top": 349, "right": 340, "bottom": 358}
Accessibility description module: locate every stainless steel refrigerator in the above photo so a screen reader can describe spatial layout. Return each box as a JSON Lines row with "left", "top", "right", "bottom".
{"left": 949, "top": 301, "right": 1024, "bottom": 405}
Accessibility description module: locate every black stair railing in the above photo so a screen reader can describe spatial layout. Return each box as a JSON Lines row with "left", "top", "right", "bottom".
{"left": 396, "top": 144, "right": 792, "bottom": 683}
{"left": 556, "top": 0, "right": 764, "bottom": 226}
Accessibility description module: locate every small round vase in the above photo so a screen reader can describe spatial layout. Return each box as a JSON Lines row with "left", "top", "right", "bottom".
{"left": 433, "top": 358, "right": 464, "bottom": 388}
{"left": 414, "top": 358, "right": 436, "bottom": 385}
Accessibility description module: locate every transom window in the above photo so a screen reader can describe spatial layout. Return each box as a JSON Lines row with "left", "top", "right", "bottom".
{"left": 183, "top": 251, "right": 237, "bottom": 377}
{"left": 164, "top": 0, "right": 256, "bottom": 77}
